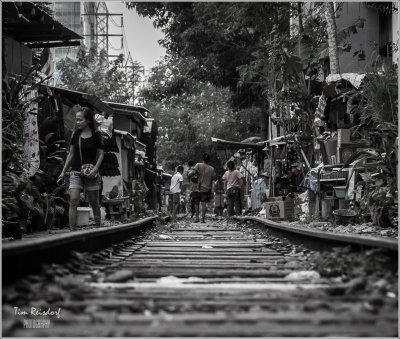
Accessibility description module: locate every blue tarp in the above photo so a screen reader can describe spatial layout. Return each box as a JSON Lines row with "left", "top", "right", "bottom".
{"left": 300, "top": 169, "right": 319, "bottom": 193}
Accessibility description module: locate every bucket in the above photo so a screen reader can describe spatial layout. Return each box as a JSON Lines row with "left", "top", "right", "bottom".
{"left": 332, "top": 209, "right": 357, "bottom": 225}
{"left": 76, "top": 207, "right": 91, "bottom": 226}
{"left": 333, "top": 186, "right": 346, "bottom": 199}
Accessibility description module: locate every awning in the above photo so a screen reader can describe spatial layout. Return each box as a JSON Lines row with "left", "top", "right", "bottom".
{"left": 114, "top": 130, "right": 135, "bottom": 139}
{"left": 131, "top": 105, "right": 150, "bottom": 116}
{"left": 263, "top": 135, "right": 295, "bottom": 149}
{"left": 325, "top": 73, "right": 366, "bottom": 89}
{"left": 104, "top": 101, "right": 148, "bottom": 127}
{"left": 114, "top": 130, "right": 135, "bottom": 150}
{"left": 114, "top": 130, "right": 147, "bottom": 152}
{"left": 211, "top": 137, "right": 265, "bottom": 150}
{"left": 51, "top": 87, "right": 114, "bottom": 117}
{"left": 2, "top": 2, "right": 82, "bottom": 48}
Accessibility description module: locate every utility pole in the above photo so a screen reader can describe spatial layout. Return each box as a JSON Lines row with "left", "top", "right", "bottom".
{"left": 82, "top": 2, "right": 123, "bottom": 61}
{"left": 124, "top": 53, "right": 144, "bottom": 104}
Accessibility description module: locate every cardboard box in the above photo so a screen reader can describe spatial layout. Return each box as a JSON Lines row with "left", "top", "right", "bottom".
{"left": 266, "top": 196, "right": 294, "bottom": 221}
{"left": 338, "top": 129, "right": 351, "bottom": 147}
{"left": 323, "top": 138, "right": 338, "bottom": 164}
{"left": 267, "top": 196, "right": 284, "bottom": 202}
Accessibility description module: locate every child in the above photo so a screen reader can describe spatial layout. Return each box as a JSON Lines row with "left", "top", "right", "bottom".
{"left": 213, "top": 174, "right": 225, "bottom": 217}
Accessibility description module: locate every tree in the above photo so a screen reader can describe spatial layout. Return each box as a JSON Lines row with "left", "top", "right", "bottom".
{"left": 128, "top": 1, "right": 366, "bottom": 171}
{"left": 324, "top": 2, "right": 340, "bottom": 74}
{"left": 127, "top": 2, "right": 291, "bottom": 139}
{"left": 127, "top": 2, "right": 364, "bottom": 125}
{"left": 140, "top": 57, "right": 261, "bottom": 171}
{"left": 56, "top": 44, "right": 143, "bottom": 104}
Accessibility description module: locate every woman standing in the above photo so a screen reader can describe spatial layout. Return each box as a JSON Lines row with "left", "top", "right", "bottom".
{"left": 58, "top": 107, "right": 104, "bottom": 230}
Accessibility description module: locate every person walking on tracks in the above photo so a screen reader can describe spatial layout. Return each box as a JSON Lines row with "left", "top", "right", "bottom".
{"left": 187, "top": 160, "right": 198, "bottom": 218}
{"left": 58, "top": 107, "right": 104, "bottom": 231}
{"left": 170, "top": 165, "right": 184, "bottom": 219}
{"left": 213, "top": 173, "right": 225, "bottom": 218}
{"left": 192, "top": 153, "right": 216, "bottom": 223}
{"left": 223, "top": 160, "right": 244, "bottom": 216}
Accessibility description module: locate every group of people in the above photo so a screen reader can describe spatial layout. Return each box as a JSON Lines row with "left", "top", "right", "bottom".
{"left": 170, "top": 154, "right": 245, "bottom": 223}
{"left": 58, "top": 107, "right": 246, "bottom": 231}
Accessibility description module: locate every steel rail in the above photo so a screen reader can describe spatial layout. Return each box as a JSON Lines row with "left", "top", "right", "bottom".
{"left": 2, "top": 216, "right": 160, "bottom": 283}
{"left": 235, "top": 216, "right": 398, "bottom": 252}
{"left": 3, "top": 217, "right": 397, "bottom": 337}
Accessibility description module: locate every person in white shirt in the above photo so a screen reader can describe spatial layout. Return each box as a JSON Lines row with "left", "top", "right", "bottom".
{"left": 170, "top": 165, "right": 184, "bottom": 218}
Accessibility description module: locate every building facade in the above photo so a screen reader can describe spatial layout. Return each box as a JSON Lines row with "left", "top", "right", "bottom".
{"left": 52, "top": 2, "right": 96, "bottom": 81}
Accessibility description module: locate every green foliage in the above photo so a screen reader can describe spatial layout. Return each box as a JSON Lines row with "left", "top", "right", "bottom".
{"left": 345, "top": 59, "right": 398, "bottom": 227}
{"left": 130, "top": 2, "right": 396, "bottom": 188}
{"left": 2, "top": 69, "right": 44, "bottom": 237}
{"left": 57, "top": 44, "right": 142, "bottom": 104}
{"left": 344, "top": 149, "right": 397, "bottom": 227}
{"left": 42, "top": 185, "right": 68, "bottom": 227}
{"left": 140, "top": 58, "right": 261, "bottom": 172}
{"left": 129, "top": 2, "right": 290, "bottom": 111}
{"left": 2, "top": 67, "right": 69, "bottom": 237}
{"left": 356, "top": 60, "right": 398, "bottom": 127}
{"left": 126, "top": 2, "right": 294, "bottom": 165}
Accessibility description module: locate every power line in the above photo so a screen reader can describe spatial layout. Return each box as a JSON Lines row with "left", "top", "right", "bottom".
{"left": 121, "top": 22, "right": 131, "bottom": 59}
{"left": 83, "top": 1, "right": 144, "bottom": 92}
{"left": 108, "top": 39, "right": 122, "bottom": 51}
{"left": 92, "top": 2, "right": 125, "bottom": 63}
{"left": 109, "top": 14, "right": 122, "bottom": 28}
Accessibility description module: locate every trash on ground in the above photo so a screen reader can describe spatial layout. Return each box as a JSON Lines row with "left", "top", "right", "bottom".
{"left": 285, "top": 270, "right": 321, "bottom": 281}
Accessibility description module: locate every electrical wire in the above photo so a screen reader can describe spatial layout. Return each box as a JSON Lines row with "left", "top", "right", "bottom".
{"left": 120, "top": 21, "right": 138, "bottom": 68}
{"left": 110, "top": 14, "right": 122, "bottom": 28}
{"left": 108, "top": 39, "right": 121, "bottom": 51}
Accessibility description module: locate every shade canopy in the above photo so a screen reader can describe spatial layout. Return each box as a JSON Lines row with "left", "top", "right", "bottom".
{"left": 211, "top": 137, "right": 265, "bottom": 150}
{"left": 3, "top": 2, "right": 82, "bottom": 48}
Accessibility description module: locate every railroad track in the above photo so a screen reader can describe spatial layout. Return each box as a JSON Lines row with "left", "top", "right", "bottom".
{"left": 2, "top": 217, "right": 397, "bottom": 337}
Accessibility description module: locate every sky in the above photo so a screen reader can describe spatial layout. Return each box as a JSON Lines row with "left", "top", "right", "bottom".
{"left": 106, "top": 1, "right": 166, "bottom": 74}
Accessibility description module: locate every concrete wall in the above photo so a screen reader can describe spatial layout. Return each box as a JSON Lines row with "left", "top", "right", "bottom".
{"left": 392, "top": 3, "right": 399, "bottom": 65}
{"left": 336, "top": 3, "right": 379, "bottom": 73}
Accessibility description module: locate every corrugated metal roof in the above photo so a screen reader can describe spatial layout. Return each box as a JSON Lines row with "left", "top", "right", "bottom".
{"left": 2, "top": 2, "right": 82, "bottom": 48}
{"left": 104, "top": 101, "right": 148, "bottom": 127}
{"left": 114, "top": 129, "right": 146, "bottom": 151}
{"left": 50, "top": 86, "right": 114, "bottom": 117}
{"left": 211, "top": 137, "right": 265, "bottom": 150}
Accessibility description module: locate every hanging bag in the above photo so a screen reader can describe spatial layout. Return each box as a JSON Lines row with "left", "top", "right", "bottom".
{"left": 79, "top": 136, "right": 97, "bottom": 179}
